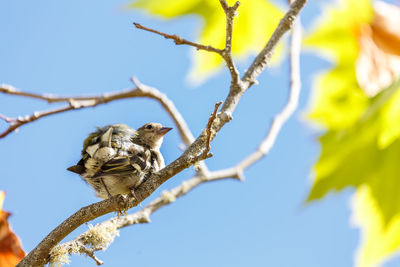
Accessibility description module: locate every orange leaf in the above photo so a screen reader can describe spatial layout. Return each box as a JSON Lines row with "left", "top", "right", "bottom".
{"left": 0, "top": 192, "right": 25, "bottom": 267}
{"left": 371, "top": 1, "right": 400, "bottom": 56}
{"left": 356, "top": 1, "right": 400, "bottom": 96}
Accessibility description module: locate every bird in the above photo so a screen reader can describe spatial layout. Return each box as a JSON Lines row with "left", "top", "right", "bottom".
{"left": 67, "top": 123, "right": 172, "bottom": 200}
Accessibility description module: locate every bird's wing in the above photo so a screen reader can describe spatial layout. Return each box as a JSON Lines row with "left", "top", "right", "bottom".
{"left": 93, "top": 149, "right": 151, "bottom": 177}
{"left": 96, "top": 157, "right": 134, "bottom": 175}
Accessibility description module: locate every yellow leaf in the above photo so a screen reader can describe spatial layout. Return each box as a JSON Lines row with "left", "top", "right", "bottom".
{"left": 129, "top": 0, "right": 283, "bottom": 83}
{"left": 352, "top": 186, "right": 400, "bottom": 267}
{"left": 307, "top": 65, "right": 368, "bottom": 129}
{"left": 305, "top": 0, "right": 373, "bottom": 129}
{"left": 131, "top": 0, "right": 204, "bottom": 18}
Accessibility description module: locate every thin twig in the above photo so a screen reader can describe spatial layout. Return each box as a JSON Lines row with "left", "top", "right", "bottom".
{"left": 0, "top": 114, "right": 15, "bottom": 123}
{"left": 219, "top": 0, "right": 240, "bottom": 82}
{"left": 0, "top": 105, "right": 80, "bottom": 138}
{"left": 193, "top": 101, "right": 222, "bottom": 162}
{"left": 80, "top": 248, "right": 104, "bottom": 265}
{"left": 0, "top": 84, "right": 100, "bottom": 103}
{"left": 205, "top": 101, "right": 222, "bottom": 151}
{"left": 133, "top": 22, "right": 223, "bottom": 54}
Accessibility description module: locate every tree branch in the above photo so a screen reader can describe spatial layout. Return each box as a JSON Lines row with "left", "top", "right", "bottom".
{"left": 0, "top": 81, "right": 195, "bottom": 146}
{"left": 242, "top": 0, "right": 306, "bottom": 87}
{"left": 219, "top": 0, "right": 241, "bottom": 82}
{"left": 133, "top": 22, "right": 223, "bottom": 54}
{"left": 16, "top": 0, "right": 306, "bottom": 265}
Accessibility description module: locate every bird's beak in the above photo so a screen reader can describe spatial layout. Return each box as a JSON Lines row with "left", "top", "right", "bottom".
{"left": 157, "top": 127, "right": 172, "bottom": 136}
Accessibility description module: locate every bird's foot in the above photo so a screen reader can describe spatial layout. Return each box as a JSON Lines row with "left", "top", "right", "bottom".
{"left": 130, "top": 188, "right": 142, "bottom": 207}
{"left": 115, "top": 209, "right": 128, "bottom": 218}
{"left": 99, "top": 178, "right": 113, "bottom": 199}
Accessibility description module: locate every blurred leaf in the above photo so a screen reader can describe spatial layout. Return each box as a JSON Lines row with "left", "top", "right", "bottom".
{"left": 352, "top": 186, "right": 400, "bottom": 267}
{"left": 306, "top": 0, "right": 400, "bottom": 265}
{"left": 307, "top": 79, "right": 400, "bottom": 224}
{"left": 0, "top": 191, "right": 25, "bottom": 267}
{"left": 305, "top": 0, "right": 373, "bottom": 129}
{"left": 356, "top": 2, "right": 400, "bottom": 96}
{"left": 0, "top": 193, "right": 4, "bottom": 211}
{"left": 306, "top": 65, "right": 369, "bottom": 129}
{"left": 370, "top": 1, "right": 400, "bottom": 56}
{"left": 129, "top": 0, "right": 283, "bottom": 83}
{"left": 305, "top": 0, "right": 373, "bottom": 65}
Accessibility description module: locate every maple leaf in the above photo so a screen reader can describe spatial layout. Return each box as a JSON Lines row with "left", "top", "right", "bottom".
{"left": 356, "top": 1, "right": 400, "bottom": 96}
{"left": 128, "top": 0, "right": 283, "bottom": 83}
{"left": 305, "top": 0, "right": 400, "bottom": 266}
{"left": 307, "top": 78, "right": 400, "bottom": 222}
{"left": 0, "top": 191, "right": 26, "bottom": 267}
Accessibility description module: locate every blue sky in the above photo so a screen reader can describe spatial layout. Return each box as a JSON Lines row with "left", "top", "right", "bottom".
{"left": 1, "top": 0, "right": 399, "bottom": 266}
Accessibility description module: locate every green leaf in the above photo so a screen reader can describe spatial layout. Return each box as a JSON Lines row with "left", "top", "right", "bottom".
{"left": 129, "top": 0, "right": 283, "bottom": 83}
{"left": 308, "top": 79, "right": 400, "bottom": 267}
{"left": 306, "top": 0, "right": 400, "bottom": 265}
{"left": 378, "top": 87, "right": 400, "bottom": 148}
{"left": 308, "top": 78, "right": 400, "bottom": 222}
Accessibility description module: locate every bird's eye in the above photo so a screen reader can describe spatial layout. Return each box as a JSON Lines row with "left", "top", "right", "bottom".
{"left": 146, "top": 124, "right": 153, "bottom": 130}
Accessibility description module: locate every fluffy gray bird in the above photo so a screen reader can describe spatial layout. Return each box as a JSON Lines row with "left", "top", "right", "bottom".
{"left": 67, "top": 123, "right": 172, "bottom": 199}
